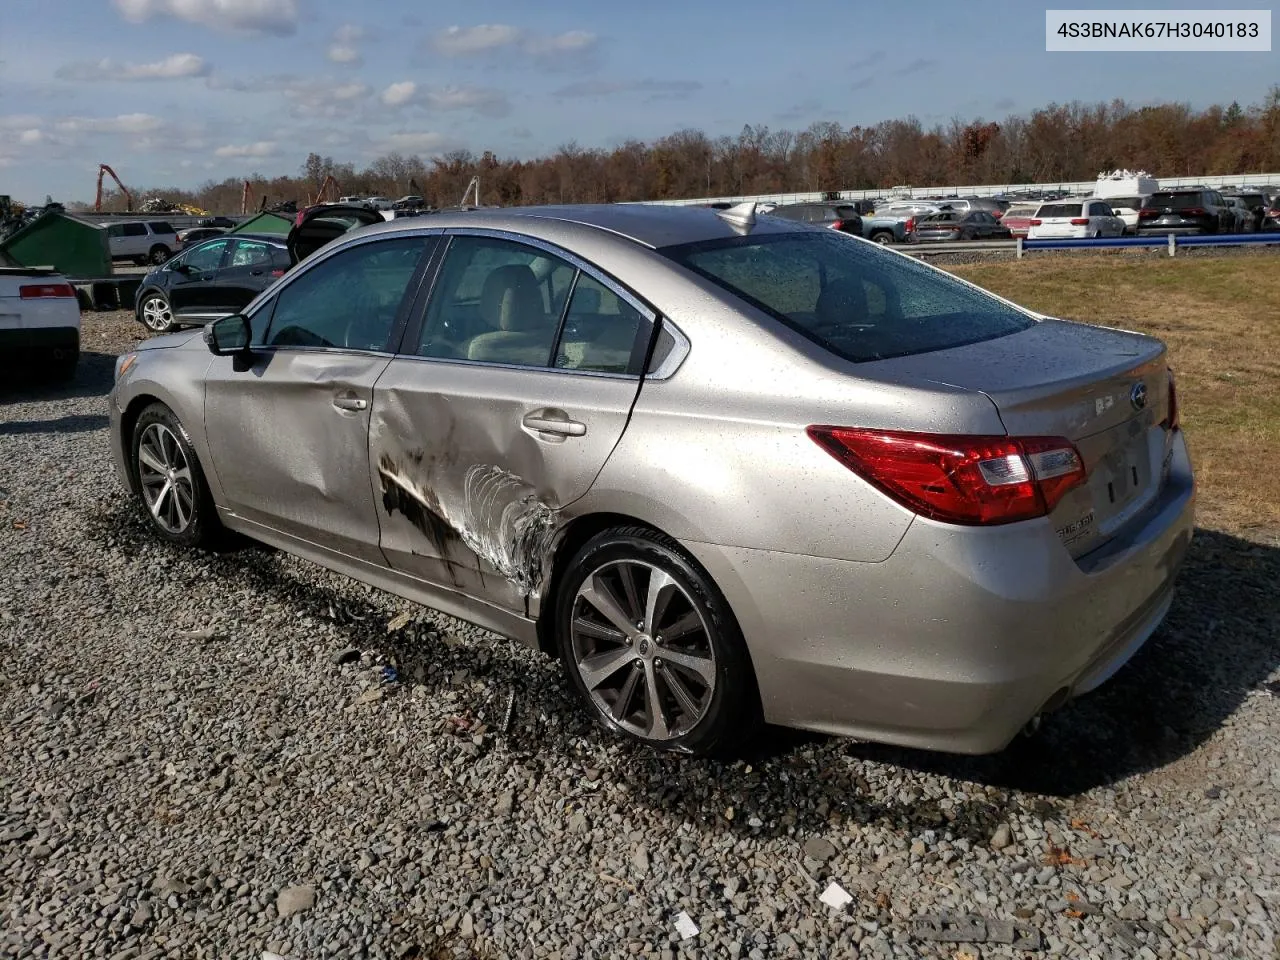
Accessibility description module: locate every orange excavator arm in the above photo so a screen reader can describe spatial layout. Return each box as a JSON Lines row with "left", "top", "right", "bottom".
{"left": 95, "top": 164, "right": 133, "bottom": 212}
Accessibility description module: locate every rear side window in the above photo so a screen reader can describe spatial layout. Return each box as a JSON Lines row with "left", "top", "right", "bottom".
{"left": 554, "top": 274, "right": 648, "bottom": 374}
{"left": 122, "top": 223, "right": 147, "bottom": 237}
{"left": 663, "top": 231, "right": 1034, "bottom": 363}
{"left": 148, "top": 222, "right": 175, "bottom": 234}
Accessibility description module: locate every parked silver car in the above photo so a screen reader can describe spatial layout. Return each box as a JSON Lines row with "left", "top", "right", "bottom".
{"left": 108, "top": 204, "right": 1195, "bottom": 756}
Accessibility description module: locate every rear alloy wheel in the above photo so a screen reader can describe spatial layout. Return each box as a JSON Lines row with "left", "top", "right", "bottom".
{"left": 871, "top": 231, "right": 894, "bottom": 245}
{"left": 139, "top": 293, "right": 175, "bottom": 333}
{"left": 556, "top": 527, "right": 758, "bottom": 756}
{"left": 149, "top": 244, "right": 171, "bottom": 265}
{"left": 131, "top": 403, "right": 217, "bottom": 547}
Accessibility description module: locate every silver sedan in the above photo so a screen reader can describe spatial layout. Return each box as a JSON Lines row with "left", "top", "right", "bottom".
{"left": 108, "top": 203, "right": 1196, "bottom": 756}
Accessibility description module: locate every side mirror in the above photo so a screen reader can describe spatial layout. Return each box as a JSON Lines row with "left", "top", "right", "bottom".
{"left": 204, "top": 314, "right": 251, "bottom": 356}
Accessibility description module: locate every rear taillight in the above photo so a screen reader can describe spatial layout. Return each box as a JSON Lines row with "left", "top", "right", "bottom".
{"left": 1139, "top": 208, "right": 1157, "bottom": 218}
{"left": 993, "top": 210, "right": 1004, "bottom": 220}
{"left": 904, "top": 217, "right": 915, "bottom": 233}
{"left": 807, "top": 427, "right": 1087, "bottom": 526}
{"left": 1069, "top": 217, "right": 1090, "bottom": 225}
{"left": 1164, "top": 368, "right": 1180, "bottom": 430}
{"left": 1029, "top": 218, "right": 1042, "bottom": 226}
{"left": 19, "top": 283, "right": 75, "bottom": 299}
{"left": 1181, "top": 207, "right": 1206, "bottom": 216}
{"left": 829, "top": 220, "right": 844, "bottom": 231}
{"left": 270, "top": 269, "right": 285, "bottom": 277}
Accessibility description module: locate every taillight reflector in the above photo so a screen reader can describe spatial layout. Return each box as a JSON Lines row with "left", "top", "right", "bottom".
{"left": 806, "top": 427, "right": 1087, "bottom": 526}
{"left": 19, "top": 283, "right": 76, "bottom": 299}
{"left": 1182, "top": 207, "right": 1207, "bottom": 216}
{"left": 1139, "top": 208, "right": 1157, "bottom": 218}
{"left": 1069, "top": 217, "right": 1090, "bottom": 225}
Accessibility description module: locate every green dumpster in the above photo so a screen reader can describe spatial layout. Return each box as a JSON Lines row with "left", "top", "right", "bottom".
{"left": 230, "top": 211, "right": 294, "bottom": 236}
{"left": 0, "top": 213, "right": 112, "bottom": 279}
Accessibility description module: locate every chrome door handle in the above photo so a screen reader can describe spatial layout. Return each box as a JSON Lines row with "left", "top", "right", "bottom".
{"left": 332, "top": 395, "right": 368, "bottom": 412}
{"left": 522, "top": 411, "right": 586, "bottom": 437}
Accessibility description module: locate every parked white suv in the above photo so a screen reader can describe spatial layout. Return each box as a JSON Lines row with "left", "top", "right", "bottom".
{"left": 106, "top": 220, "right": 181, "bottom": 266}
{"left": 1028, "top": 199, "right": 1126, "bottom": 239}
{"left": 0, "top": 254, "right": 80, "bottom": 380}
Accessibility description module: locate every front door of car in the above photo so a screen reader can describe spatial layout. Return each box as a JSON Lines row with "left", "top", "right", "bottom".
{"left": 202, "top": 234, "right": 437, "bottom": 563}
{"left": 167, "top": 238, "right": 232, "bottom": 315}
{"left": 216, "top": 238, "right": 285, "bottom": 312}
{"left": 372, "top": 231, "right": 653, "bottom": 614}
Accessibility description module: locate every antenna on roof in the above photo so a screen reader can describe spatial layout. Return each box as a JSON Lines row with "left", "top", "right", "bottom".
{"left": 715, "top": 201, "right": 758, "bottom": 232}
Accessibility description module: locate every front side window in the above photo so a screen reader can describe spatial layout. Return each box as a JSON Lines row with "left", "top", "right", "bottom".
{"left": 416, "top": 236, "right": 575, "bottom": 366}
{"left": 229, "top": 240, "right": 273, "bottom": 268}
{"left": 663, "top": 231, "right": 1034, "bottom": 363}
{"left": 263, "top": 237, "right": 430, "bottom": 351}
{"left": 184, "top": 239, "right": 230, "bottom": 273}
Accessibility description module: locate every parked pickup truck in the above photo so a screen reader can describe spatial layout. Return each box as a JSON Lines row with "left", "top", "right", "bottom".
{"left": 0, "top": 254, "right": 80, "bottom": 380}
{"left": 861, "top": 213, "right": 918, "bottom": 244}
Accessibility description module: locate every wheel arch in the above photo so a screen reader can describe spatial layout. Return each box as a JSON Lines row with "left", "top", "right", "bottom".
{"left": 119, "top": 393, "right": 165, "bottom": 495}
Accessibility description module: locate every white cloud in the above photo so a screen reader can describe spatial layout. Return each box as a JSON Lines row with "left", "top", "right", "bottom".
{"left": 0, "top": 114, "right": 43, "bottom": 131}
{"left": 430, "top": 24, "right": 599, "bottom": 60}
{"left": 378, "top": 132, "right": 455, "bottom": 154}
{"left": 210, "top": 74, "right": 372, "bottom": 118}
{"left": 524, "top": 30, "right": 597, "bottom": 56}
{"left": 328, "top": 24, "right": 364, "bottom": 65}
{"left": 56, "top": 113, "right": 165, "bottom": 134}
{"left": 113, "top": 0, "right": 299, "bottom": 36}
{"left": 214, "top": 141, "right": 278, "bottom": 158}
{"left": 432, "top": 23, "right": 523, "bottom": 55}
{"left": 57, "top": 53, "right": 210, "bottom": 82}
{"left": 380, "top": 82, "right": 509, "bottom": 117}
{"left": 381, "top": 81, "right": 418, "bottom": 106}
{"left": 18, "top": 129, "right": 44, "bottom": 145}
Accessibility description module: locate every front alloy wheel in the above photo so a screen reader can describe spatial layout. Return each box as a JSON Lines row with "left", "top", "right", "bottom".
{"left": 137, "top": 422, "right": 195, "bottom": 535}
{"left": 140, "top": 294, "right": 174, "bottom": 333}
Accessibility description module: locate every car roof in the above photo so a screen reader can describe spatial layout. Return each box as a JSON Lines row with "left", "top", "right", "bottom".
{"left": 348, "top": 203, "right": 801, "bottom": 250}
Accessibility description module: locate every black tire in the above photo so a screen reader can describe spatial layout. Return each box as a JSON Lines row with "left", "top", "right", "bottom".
{"left": 138, "top": 291, "right": 176, "bottom": 333}
{"left": 130, "top": 403, "right": 219, "bottom": 548}
{"left": 870, "top": 231, "right": 894, "bottom": 245}
{"left": 554, "top": 525, "right": 759, "bottom": 757}
{"left": 149, "top": 245, "right": 171, "bottom": 265}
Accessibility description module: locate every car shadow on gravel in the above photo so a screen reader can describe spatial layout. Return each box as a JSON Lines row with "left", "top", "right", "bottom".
{"left": 86, "top": 507, "right": 1280, "bottom": 837}
{"left": 0, "top": 413, "right": 109, "bottom": 435}
{"left": 0, "top": 351, "right": 116, "bottom": 403}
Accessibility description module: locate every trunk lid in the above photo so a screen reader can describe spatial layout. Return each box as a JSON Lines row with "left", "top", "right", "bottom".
{"left": 863, "top": 318, "right": 1174, "bottom": 557}
{"left": 287, "top": 204, "right": 386, "bottom": 265}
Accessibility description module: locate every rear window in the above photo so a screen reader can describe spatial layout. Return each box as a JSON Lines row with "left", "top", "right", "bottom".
{"left": 661, "top": 231, "right": 1034, "bottom": 363}
{"left": 1004, "top": 205, "right": 1038, "bottom": 217}
{"left": 1233, "top": 193, "right": 1265, "bottom": 206}
{"left": 1148, "top": 192, "right": 1204, "bottom": 209}
{"left": 1037, "top": 203, "right": 1083, "bottom": 217}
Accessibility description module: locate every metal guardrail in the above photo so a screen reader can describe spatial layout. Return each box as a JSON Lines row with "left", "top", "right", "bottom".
{"left": 884, "top": 232, "right": 1280, "bottom": 259}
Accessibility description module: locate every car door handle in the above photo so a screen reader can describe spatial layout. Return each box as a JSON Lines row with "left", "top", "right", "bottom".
{"left": 332, "top": 394, "right": 368, "bottom": 412}
{"left": 522, "top": 410, "right": 586, "bottom": 437}
{"left": 250, "top": 269, "right": 265, "bottom": 275}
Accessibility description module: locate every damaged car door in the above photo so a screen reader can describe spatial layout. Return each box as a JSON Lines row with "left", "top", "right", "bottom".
{"left": 202, "top": 235, "right": 437, "bottom": 562}
{"left": 373, "top": 231, "right": 655, "bottom": 613}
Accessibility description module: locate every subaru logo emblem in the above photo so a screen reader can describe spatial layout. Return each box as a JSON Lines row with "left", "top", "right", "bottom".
{"left": 1130, "top": 382, "right": 1148, "bottom": 410}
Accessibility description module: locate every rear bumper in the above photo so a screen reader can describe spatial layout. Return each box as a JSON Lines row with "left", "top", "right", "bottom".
{"left": 0, "top": 325, "right": 79, "bottom": 360}
{"left": 684, "top": 431, "right": 1196, "bottom": 754}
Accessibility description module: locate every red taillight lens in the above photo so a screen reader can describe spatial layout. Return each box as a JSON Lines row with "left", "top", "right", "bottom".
{"left": 830, "top": 220, "right": 844, "bottom": 231}
{"left": 270, "top": 268, "right": 285, "bottom": 277}
{"left": 1029, "top": 218, "right": 1042, "bottom": 226}
{"left": 1182, "top": 207, "right": 1206, "bottom": 216}
{"left": 904, "top": 217, "right": 915, "bottom": 232}
{"left": 1164, "top": 368, "right": 1180, "bottom": 430}
{"left": 806, "top": 427, "right": 1087, "bottom": 526}
{"left": 1069, "top": 217, "right": 1090, "bottom": 225}
{"left": 19, "top": 283, "right": 75, "bottom": 299}
{"left": 993, "top": 210, "right": 1004, "bottom": 219}
{"left": 1139, "top": 208, "right": 1157, "bottom": 218}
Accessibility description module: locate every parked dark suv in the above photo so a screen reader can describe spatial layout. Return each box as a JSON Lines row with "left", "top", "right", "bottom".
{"left": 1137, "top": 189, "right": 1235, "bottom": 235}
{"left": 767, "top": 202, "right": 864, "bottom": 236}
{"left": 1224, "top": 191, "right": 1269, "bottom": 232}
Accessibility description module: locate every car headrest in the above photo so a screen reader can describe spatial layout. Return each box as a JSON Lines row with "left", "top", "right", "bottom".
{"left": 480, "top": 264, "right": 545, "bottom": 332}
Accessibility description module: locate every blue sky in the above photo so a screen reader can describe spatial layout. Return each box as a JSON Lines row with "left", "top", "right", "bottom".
{"left": 1, "top": 0, "right": 1276, "bottom": 202}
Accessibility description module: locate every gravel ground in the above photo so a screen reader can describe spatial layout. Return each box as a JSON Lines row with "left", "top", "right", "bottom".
{"left": 2, "top": 311, "right": 1279, "bottom": 960}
